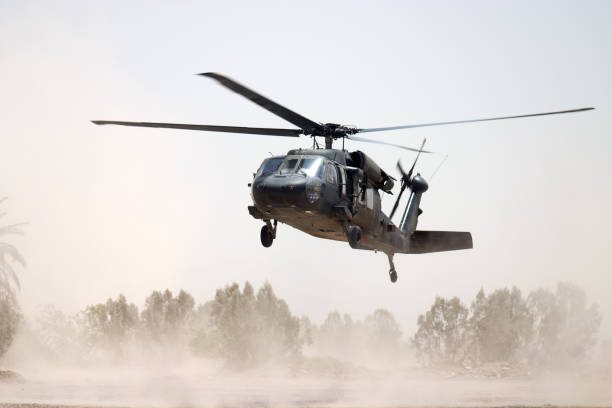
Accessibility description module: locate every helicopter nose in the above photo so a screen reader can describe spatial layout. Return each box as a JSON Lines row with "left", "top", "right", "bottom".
{"left": 252, "top": 174, "right": 307, "bottom": 207}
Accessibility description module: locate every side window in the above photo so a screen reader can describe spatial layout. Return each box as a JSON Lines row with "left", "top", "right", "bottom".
{"left": 359, "top": 186, "right": 366, "bottom": 205}
{"left": 366, "top": 187, "right": 374, "bottom": 209}
{"left": 325, "top": 163, "right": 337, "bottom": 184}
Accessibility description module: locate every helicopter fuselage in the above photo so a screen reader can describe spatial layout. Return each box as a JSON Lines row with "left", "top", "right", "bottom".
{"left": 248, "top": 148, "right": 409, "bottom": 255}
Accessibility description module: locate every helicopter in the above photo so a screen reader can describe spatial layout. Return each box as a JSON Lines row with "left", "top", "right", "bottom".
{"left": 93, "top": 73, "right": 593, "bottom": 282}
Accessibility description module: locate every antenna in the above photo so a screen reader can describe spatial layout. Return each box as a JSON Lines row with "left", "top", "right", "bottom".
{"left": 429, "top": 154, "right": 448, "bottom": 184}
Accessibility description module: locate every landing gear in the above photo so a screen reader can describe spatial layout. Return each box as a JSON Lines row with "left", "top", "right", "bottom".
{"left": 387, "top": 253, "right": 398, "bottom": 283}
{"left": 347, "top": 225, "right": 362, "bottom": 249}
{"left": 260, "top": 226, "right": 273, "bottom": 247}
{"left": 260, "top": 220, "right": 277, "bottom": 248}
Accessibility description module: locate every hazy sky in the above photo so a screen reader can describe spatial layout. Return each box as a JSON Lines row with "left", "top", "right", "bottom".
{"left": 1, "top": 1, "right": 611, "bottom": 337}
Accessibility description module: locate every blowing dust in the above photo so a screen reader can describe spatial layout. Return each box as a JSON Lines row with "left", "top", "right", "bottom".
{"left": 1, "top": 282, "right": 611, "bottom": 407}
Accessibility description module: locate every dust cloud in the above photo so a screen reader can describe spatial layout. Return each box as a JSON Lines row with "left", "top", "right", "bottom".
{"left": 1, "top": 282, "right": 611, "bottom": 407}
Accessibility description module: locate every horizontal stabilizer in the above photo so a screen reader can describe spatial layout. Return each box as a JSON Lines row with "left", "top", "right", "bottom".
{"left": 408, "top": 230, "right": 473, "bottom": 254}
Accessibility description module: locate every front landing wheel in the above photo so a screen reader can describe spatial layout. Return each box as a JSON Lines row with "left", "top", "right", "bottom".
{"left": 260, "top": 225, "right": 274, "bottom": 248}
{"left": 347, "top": 225, "right": 362, "bottom": 249}
{"left": 389, "top": 269, "right": 398, "bottom": 283}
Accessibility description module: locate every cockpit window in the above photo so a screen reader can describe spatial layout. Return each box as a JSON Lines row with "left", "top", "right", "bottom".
{"left": 298, "top": 157, "right": 324, "bottom": 178}
{"left": 279, "top": 158, "right": 299, "bottom": 174}
{"left": 257, "top": 157, "right": 283, "bottom": 176}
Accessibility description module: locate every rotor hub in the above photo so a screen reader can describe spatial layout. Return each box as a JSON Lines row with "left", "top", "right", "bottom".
{"left": 312, "top": 124, "right": 359, "bottom": 148}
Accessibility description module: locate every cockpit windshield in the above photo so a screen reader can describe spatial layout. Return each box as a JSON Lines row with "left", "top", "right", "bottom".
{"left": 257, "top": 157, "right": 283, "bottom": 176}
{"left": 279, "top": 158, "right": 300, "bottom": 174}
{"left": 265, "top": 155, "right": 326, "bottom": 178}
{"left": 298, "top": 157, "right": 324, "bottom": 178}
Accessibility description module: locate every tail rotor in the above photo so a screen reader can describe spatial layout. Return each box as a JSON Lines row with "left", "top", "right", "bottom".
{"left": 389, "top": 138, "right": 427, "bottom": 220}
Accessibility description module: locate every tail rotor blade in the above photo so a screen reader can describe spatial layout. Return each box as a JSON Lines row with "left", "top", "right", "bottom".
{"left": 406, "top": 138, "right": 427, "bottom": 180}
{"left": 391, "top": 138, "right": 426, "bottom": 220}
{"left": 389, "top": 183, "right": 408, "bottom": 219}
{"left": 397, "top": 160, "right": 408, "bottom": 178}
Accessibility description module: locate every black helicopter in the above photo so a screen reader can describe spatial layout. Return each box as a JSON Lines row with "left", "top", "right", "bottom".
{"left": 93, "top": 73, "right": 593, "bottom": 282}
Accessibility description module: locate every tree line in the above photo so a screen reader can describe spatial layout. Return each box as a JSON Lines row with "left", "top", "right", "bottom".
{"left": 17, "top": 282, "right": 406, "bottom": 370}
{"left": 2, "top": 281, "right": 601, "bottom": 371}
{"left": 413, "top": 283, "right": 601, "bottom": 368}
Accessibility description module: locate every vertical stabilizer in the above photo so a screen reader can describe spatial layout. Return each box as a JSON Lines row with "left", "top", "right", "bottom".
{"left": 400, "top": 173, "right": 428, "bottom": 234}
{"left": 401, "top": 191, "right": 423, "bottom": 234}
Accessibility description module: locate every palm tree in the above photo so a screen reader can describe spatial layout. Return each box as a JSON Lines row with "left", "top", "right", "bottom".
{"left": 0, "top": 197, "right": 25, "bottom": 358}
{"left": 0, "top": 198, "right": 25, "bottom": 301}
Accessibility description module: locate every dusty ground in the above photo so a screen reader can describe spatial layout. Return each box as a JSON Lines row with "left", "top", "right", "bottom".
{"left": 1, "top": 371, "right": 611, "bottom": 408}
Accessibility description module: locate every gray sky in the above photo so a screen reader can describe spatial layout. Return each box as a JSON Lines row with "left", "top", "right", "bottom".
{"left": 1, "top": 1, "right": 611, "bottom": 337}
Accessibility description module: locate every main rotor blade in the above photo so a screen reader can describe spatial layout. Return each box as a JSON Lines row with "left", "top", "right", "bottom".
{"left": 347, "top": 135, "right": 432, "bottom": 153}
{"left": 91, "top": 121, "right": 303, "bottom": 137}
{"left": 199, "top": 73, "right": 324, "bottom": 134}
{"left": 357, "top": 107, "right": 594, "bottom": 134}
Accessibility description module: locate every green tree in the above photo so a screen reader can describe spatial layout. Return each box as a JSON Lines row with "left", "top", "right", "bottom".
{"left": 79, "top": 294, "right": 139, "bottom": 348}
{"left": 468, "top": 287, "right": 533, "bottom": 363}
{"left": 413, "top": 296, "right": 469, "bottom": 365}
{"left": 466, "top": 288, "right": 487, "bottom": 364}
{"left": 364, "top": 309, "right": 402, "bottom": 351}
{"left": 528, "top": 282, "right": 601, "bottom": 366}
{"left": 208, "top": 281, "right": 302, "bottom": 368}
{"left": 414, "top": 283, "right": 601, "bottom": 369}
{"left": 297, "top": 316, "right": 314, "bottom": 348}
{"left": 0, "top": 198, "right": 25, "bottom": 358}
{"left": 0, "top": 295, "right": 21, "bottom": 358}
{"left": 141, "top": 289, "right": 195, "bottom": 341}
{"left": 34, "top": 305, "right": 82, "bottom": 362}
{"left": 191, "top": 300, "right": 213, "bottom": 332}
{"left": 316, "top": 311, "right": 357, "bottom": 358}
{"left": 255, "top": 282, "right": 301, "bottom": 358}
{"left": 209, "top": 282, "right": 257, "bottom": 366}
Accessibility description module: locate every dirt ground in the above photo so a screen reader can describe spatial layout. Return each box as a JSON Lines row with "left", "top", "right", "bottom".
{"left": 1, "top": 371, "right": 611, "bottom": 408}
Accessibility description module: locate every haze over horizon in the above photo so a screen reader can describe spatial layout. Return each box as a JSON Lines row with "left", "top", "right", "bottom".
{"left": 1, "top": 1, "right": 610, "bottom": 339}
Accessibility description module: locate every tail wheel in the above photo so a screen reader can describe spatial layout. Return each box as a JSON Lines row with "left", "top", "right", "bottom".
{"left": 260, "top": 225, "right": 274, "bottom": 247}
{"left": 389, "top": 269, "right": 398, "bottom": 283}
